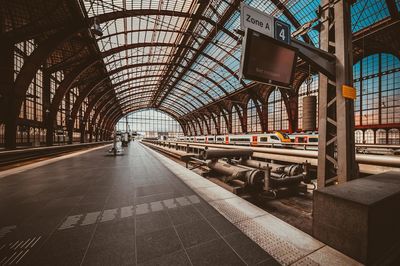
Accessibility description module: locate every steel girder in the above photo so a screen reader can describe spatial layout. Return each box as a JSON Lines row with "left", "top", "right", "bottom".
{"left": 153, "top": 0, "right": 242, "bottom": 107}
{"left": 47, "top": 58, "right": 100, "bottom": 123}
{"left": 90, "top": 10, "right": 237, "bottom": 40}
{"left": 102, "top": 42, "right": 239, "bottom": 90}
{"left": 12, "top": 27, "right": 83, "bottom": 114}
{"left": 385, "top": 0, "right": 400, "bottom": 19}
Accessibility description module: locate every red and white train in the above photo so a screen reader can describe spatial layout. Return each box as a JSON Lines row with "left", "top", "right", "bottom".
{"left": 177, "top": 132, "right": 292, "bottom": 145}
{"left": 176, "top": 132, "right": 319, "bottom": 146}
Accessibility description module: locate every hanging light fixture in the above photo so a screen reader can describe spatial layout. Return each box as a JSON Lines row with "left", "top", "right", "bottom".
{"left": 91, "top": 18, "right": 103, "bottom": 37}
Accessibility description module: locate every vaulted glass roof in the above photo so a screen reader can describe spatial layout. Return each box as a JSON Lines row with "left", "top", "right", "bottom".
{"left": 83, "top": 0, "right": 396, "bottom": 119}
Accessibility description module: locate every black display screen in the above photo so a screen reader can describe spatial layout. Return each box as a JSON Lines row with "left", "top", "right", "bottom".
{"left": 241, "top": 29, "right": 297, "bottom": 87}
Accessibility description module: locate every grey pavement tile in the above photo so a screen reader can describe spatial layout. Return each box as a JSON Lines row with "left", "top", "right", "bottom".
{"left": 135, "top": 184, "right": 175, "bottom": 197}
{"left": 29, "top": 225, "right": 95, "bottom": 265}
{"left": 32, "top": 250, "right": 87, "bottom": 266}
{"left": 138, "top": 250, "right": 190, "bottom": 266}
{"left": 135, "top": 191, "right": 178, "bottom": 205}
{"left": 205, "top": 214, "right": 241, "bottom": 237}
{"left": 193, "top": 202, "right": 221, "bottom": 218}
{"left": 82, "top": 239, "right": 135, "bottom": 266}
{"left": 187, "top": 238, "right": 245, "bottom": 266}
{"left": 89, "top": 219, "right": 135, "bottom": 249}
{"left": 167, "top": 205, "right": 203, "bottom": 226}
{"left": 135, "top": 211, "right": 173, "bottom": 236}
{"left": 175, "top": 219, "right": 220, "bottom": 248}
{"left": 224, "top": 232, "right": 279, "bottom": 265}
{"left": 136, "top": 227, "right": 182, "bottom": 264}
{"left": 104, "top": 194, "right": 134, "bottom": 209}
{"left": 256, "top": 258, "right": 282, "bottom": 266}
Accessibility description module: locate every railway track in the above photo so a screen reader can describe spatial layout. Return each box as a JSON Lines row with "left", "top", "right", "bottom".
{"left": 0, "top": 142, "right": 111, "bottom": 170}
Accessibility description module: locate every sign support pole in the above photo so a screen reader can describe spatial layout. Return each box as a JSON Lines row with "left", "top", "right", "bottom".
{"left": 317, "top": 0, "right": 358, "bottom": 188}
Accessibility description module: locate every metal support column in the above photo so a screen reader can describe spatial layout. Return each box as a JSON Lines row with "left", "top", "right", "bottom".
{"left": 66, "top": 92, "right": 73, "bottom": 144}
{"left": 43, "top": 66, "right": 52, "bottom": 146}
{"left": 1, "top": 41, "right": 17, "bottom": 149}
{"left": 317, "top": 0, "right": 358, "bottom": 188}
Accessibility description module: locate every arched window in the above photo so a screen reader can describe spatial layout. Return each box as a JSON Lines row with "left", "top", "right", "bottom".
{"left": 231, "top": 106, "right": 242, "bottom": 134}
{"left": 376, "top": 129, "right": 386, "bottom": 144}
{"left": 353, "top": 53, "right": 400, "bottom": 126}
{"left": 364, "top": 129, "right": 374, "bottom": 144}
{"left": 354, "top": 130, "right": 363, "bottom": 144}
{"left": 247, "top": 99, "right": 261, "bottom": 133}
{"left": 116, "top": 108, "right": 183, "bottom": 138}
{"left": 388, "top": 129, "right": 400, "bottom": 144}
{"left": 268, "top": 89, "right": 288, "bottom": 131}
{"left": 298, "top": 75, "right": 319, "bottom": 131}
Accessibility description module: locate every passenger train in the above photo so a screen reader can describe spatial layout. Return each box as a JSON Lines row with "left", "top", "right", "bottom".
{"left": 176, "top": 131, "right": 320, "bottom": 146}
{"left": 177, "top": 132, "right": 296, "bottom": 145}
{"left": 288, "top": 132, "right": 319, "bottom": 144}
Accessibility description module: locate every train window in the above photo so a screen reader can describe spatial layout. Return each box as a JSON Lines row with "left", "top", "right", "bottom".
{"left": 297, "top": 137, "right": 306, "bottom": 143}
{"left": 217, "top": 137, "right": 224, "bottom": 141}
{"left": 208, "top": 138, "right": 214, "bottom": 141}
{"left": 260, "top": 137, "right": 269, "bottom": 142}
{"left": 271, "top": 136, "right": 279, "bottom": 140}
{"left": 230, "top": 138, "right": 250, "bottom": 142}
{"left": 282, "top": 133, "right": 290, "bottom": 139}
{"left": 309, "top": 138, "right": 318, "bottom": 143}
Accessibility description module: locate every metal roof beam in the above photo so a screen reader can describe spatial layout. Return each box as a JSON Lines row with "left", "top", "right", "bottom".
{"left": 385, "top": 0, "right": 400, "bottom": 19}
{"left": 152, "top": 0, "right": 242, "bottom": 107}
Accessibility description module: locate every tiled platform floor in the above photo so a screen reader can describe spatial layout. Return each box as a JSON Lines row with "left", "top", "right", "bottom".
{"left": 0, "top": 142, "right": 278, "bottom": 266}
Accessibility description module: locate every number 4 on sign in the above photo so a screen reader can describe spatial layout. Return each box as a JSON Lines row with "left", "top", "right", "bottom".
{"left": 279, "top": 29, "right": 285, "bottom": 40}
{"left": 274, "top": 19, "right": 290, "bottom": 44}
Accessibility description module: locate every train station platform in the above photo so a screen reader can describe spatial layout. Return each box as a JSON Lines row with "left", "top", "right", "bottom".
{"left": 0, "top": 142, "right": 359, "bottom": 266}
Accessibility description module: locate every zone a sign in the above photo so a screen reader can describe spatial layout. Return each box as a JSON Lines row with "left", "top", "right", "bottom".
{"left": 240, "top": 3, "right": 291, "bottom": 44}
{"left": 240, "top": 3, "right": 274, "bottom": 37}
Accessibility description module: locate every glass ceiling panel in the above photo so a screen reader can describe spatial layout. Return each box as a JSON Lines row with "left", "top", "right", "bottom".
{"left": 83, "top": 0, "right": 392, "bottom": 118}
{"left": 84, "top": 0, "right": 198, "bottom": 115}
{"left": 351, "top": 0, "right": 390, "bottom": 32}
{"left": 84, "top": 0, "right": 194, "bottom": 16}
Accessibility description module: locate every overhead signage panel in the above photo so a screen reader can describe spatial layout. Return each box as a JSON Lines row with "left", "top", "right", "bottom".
{"left": 239, "top": 29, "right": 297, "bottom": 88}
{"left": 240, "top": 3, "right": 274, "bottom": 38}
